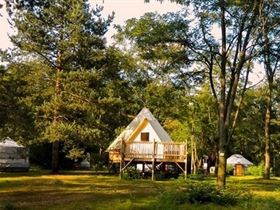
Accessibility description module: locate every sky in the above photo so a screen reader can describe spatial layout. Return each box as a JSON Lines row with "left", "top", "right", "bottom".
{"left": 0, "top": 0, "right": 182, "bottom": 49}
{"left": 0, "top": 0, "right": 263, "bottom": 83}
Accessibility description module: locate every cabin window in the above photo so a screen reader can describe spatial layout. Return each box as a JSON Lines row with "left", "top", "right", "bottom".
{"left": 141, "top": 132, "right": 149, "bottom": 142}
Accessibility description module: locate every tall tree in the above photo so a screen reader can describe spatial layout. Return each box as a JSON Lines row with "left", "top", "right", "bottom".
{"left": 122, "top": 0, "right": 265, "bottom": 187}
{"left": 258, "top": 1, "right": 280, "bottom": 179}
{"left": 0, "top": 64, "right": 36, "bottom": 142}
{"left": 6, "top": 0, "right": 113, "bottom": 172}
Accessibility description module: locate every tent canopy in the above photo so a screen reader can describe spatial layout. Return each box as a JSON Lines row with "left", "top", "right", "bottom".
{"left": 107, "top": 108, "right": 172, "bottom": 151}
{"left": 0, "top": 137, "right": 24, "bottom": 148}
{"left": 227, "top": 154, "right": 253, "bottom": 166}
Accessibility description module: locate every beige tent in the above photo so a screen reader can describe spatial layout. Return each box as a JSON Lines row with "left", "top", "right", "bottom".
{"left": 107, "top": 107, "right": 172, "bottom": 151}
{"left": 107, "top": 108, "right": 187, "bottom": 180}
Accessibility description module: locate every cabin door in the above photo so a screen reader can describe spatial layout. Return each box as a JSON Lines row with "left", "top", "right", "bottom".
{"left": 235, "top": 164, "right": 244, "bottom": 176}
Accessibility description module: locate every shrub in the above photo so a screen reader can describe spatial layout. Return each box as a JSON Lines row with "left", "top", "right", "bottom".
{"left": 187, "top": 182, "right": 214, "bottom": 203}
{"left": 3, "top": 202, "right": 16, "bottom": 210}
{"left": 188, "top": 173, "right": 206, "bottom": 180}
{"left": 123, "top": 166, "right": 141, "bottom": 180}
{"left": 155, "top": 171, "right": 165, "bottom": 179}
{"left": 214, "top": 186, "right": 252, "bottom": 206}
{"left": 155, "top": 181, "right": 252, "bottom": 207}
{"left": 153, "top": 189, "right": 189, "bottom": 209}
{"left": 226, "top": 164, "right": 234, "bottom": 175}
{"left": 246, "top": 162, "right": 264, "bottom": 176}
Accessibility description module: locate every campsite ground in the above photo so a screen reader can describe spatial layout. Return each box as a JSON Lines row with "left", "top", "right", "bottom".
{"left": 0, "top": 171, "right": 280, "bottom": 210}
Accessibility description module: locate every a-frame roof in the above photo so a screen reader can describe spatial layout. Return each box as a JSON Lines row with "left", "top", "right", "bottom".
{"left": 106, "top": 108, "right": 172, "bottom": 151}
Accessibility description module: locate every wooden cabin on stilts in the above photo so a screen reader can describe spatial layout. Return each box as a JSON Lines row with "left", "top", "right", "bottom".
{"left": 106, "top": 108, "right": 188, "bottom": 180}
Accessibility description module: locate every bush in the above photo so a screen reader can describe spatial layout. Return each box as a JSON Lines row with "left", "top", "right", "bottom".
{"left": 156, "top": 181, "right": 252, "bottom": 207}
{"left": 155, "top": 171, "right": 165, "bottom": 179}
{"left": 246, "top": 162, "right": 264, "bottom": 176}
{"left": 188, "top": 173, "right": 206, "bottom": 180}
{"left": 214, "top": 187, "right": 252, "bottom": 205}
{"left": 226, "top": 164, "right": 234, "bottom": 175}
{"left": 187, "top": 182, "right": 214, "bottom": 203}
{"left": 123, "top": 166, "right": 141, "bottom": 180}
{"left": 3, "top": 202, "right": 16, "bottom": 210}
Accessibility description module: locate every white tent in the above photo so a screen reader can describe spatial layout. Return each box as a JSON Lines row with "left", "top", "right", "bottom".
{"left": 0, "top": 137, "right": 24, "bottom": 148}
{"left": 0, "top": 137, "right": 30, "bottom": 171}
{"left": 227, "top": 154, "right": 253, "bottom": 167}
{"left": 107, "top": 107, "right": 172, "bottom": 151}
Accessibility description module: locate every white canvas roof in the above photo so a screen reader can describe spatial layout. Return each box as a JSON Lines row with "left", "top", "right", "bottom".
{"left": 107, "top": 108, "right": 172, "bottom": 151}
{"left": 0, "top": 137, "right": 24, "bottom": 148}
{"left": 227, "top": 154, "right": 253, "bottom": 166}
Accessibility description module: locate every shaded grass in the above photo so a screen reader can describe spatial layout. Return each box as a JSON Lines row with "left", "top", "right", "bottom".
{"left": 0, "top": 172, "right": 279, "bottom": 210}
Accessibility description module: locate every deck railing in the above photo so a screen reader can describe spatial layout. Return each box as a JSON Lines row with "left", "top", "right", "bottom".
{"left": 124, "top": 141, "right": 186, "bottom": 161}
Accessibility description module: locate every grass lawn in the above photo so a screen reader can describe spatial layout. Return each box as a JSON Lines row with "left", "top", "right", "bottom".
{"left": 0, "top": 171, "right": 280, "bottom": 210}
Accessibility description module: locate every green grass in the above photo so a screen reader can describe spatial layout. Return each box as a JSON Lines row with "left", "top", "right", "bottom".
{"left": 0, "top": 172, "right": 279, "bottom": 210}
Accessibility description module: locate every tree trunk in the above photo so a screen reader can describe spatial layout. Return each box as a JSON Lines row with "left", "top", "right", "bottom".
{"left": 217, "top": 0, "right": 227, "bottom": 188}
{"left": 194, "top": 140, "right": 198, "bottom": 174}
{"left": 264, "top": 86, "right": 272, "bottom": 179}
{"left": 51, "top": 52, "right": 62, "bottom": 173}
{"left": 217, "top": 111, "right": 227, "bottom": 188}
{"left": 52, "top": 141, "right": 60, "bottom": 173}
{"left": 262, "top": 22, "right": 274, "bottom": 180}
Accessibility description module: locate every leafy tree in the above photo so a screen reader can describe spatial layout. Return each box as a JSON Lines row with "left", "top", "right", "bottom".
{"left": 122, "top": 0, "right": 266, "bottom": 187}
{"left": 6, "top": 0, "right": 114, "bottom": 172}
{"left": 257, "top": 0, "right": 280, "bottom": 179}
{"left": 0, "top": 64, "right": 36, "bottom": 142}
{"left": 231, "top": 87, "right": 266, "bottom": 163}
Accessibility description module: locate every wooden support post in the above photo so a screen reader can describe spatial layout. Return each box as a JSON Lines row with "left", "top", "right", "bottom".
{"left": 121, "top": 158, "right": 134, "bottom": 172}
{"left": 152, "top": 139, "right": 156, "bottom": 181}
{"left": 185, "top": 142, "right": 188, "bottom": 180}
{"left": 191, "top": 133, "right": 194, "bottom": 174}
{"left": 119, "top": 138, "right": 124, "bottom": 179}
{"left": 175, "top": 162, "right": 185, "bottom": 173}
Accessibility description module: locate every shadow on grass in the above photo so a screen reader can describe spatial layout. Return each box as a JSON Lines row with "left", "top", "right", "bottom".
{"left": 0, "top": 170, "right": 117, "bottom": 177}
{"left": 243, "top": 196, "right": 280, "bottom": 210}
{"left": 1, "top": 174, "right": 280, "bottom": 210}
{"left": 228, "top": 177, "right": 280, "bottom": 191}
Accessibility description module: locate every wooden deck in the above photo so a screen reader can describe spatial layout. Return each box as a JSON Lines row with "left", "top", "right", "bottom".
{"left": 109, "top": 141, "right": 187, "bottom": 163}
{"left": 108, "top": 141, "right": 188, "bottom": 180}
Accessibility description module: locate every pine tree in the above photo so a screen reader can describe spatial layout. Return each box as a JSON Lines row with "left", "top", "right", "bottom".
{"left": 6, "top": 0, "right": 114, "bottom": 172}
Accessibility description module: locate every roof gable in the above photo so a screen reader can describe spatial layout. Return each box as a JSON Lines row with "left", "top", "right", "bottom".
{"left": 126, "top": 118, "right": 149, "bottom": 143}
{"left": 107, "top": 108, "right": 172, "bottom": 151}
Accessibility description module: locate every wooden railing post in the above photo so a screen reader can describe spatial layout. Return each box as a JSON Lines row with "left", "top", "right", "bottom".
{"left": 120, "top": 138, "right": 124, "bottom": 179}
{"left": 152, "top": 139, "right": 156, "bottom": 181}
{"left": 185, "top": 142, "right": 188, "bottom": 180}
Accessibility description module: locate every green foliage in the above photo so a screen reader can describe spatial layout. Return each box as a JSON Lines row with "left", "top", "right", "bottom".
{"left": 0, "top": 173, "right": 280, "bottom": 209}
{"left": 187, "top": 182, "right": 214, "bottom": 203}
{"left": 3, "top": 0, "right": 139, "bottom": 170}
{"left": 226, "top": 165, "right": 234, "bottom": 175}
{"left": 164, "top": 119, "right": 189, "bottom": 142}
{"left": 117, "top": 0, "right": 276, "bottom": 188}
{"left": 245, "top": 163, "right": 264, "bottom": 176}
{"left": 156, "top": 189, "right": 189, "bottom": 207}
{"left": 188, "top": 170, "right": 207, "bottom": 180}
{"left": 3, "top": 202, "right": 15, "bottom": 210}
{"left": 157, "top": 181, "right": 252, "bottom": 207}
{"left": 123, "top": 166, "right": 141, "bottom": 180}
